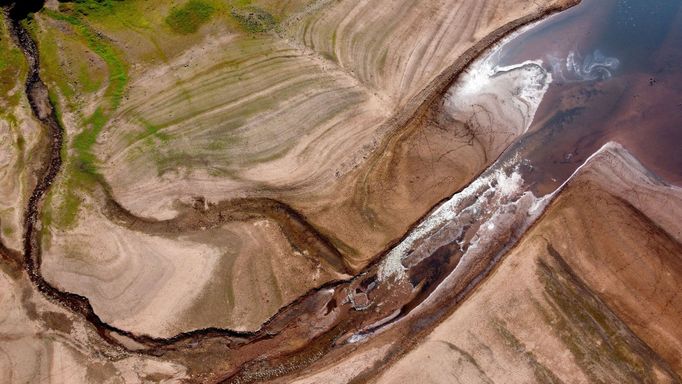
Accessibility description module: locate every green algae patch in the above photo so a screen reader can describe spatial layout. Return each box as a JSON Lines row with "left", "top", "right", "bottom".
{"left": 140, "top": 118, "right": 171, "bottom": 143}
{"left": 166, "top": 0, "right": 216, "bottom": 34}
{"left": 2, "top": 226, "right": 13, "bottom": 237}
{"left": 493, "top": 320, "right": 565, "bottom": 384}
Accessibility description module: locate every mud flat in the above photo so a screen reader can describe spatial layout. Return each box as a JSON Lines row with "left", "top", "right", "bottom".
{"left": 24, "top": 0, "right": 578, "bottom": 342}
{"left": 43, "top": 192, "right": 348, "bottom": 338}
{"left": 0, "top": 258, "right": 192, "bottom": 383}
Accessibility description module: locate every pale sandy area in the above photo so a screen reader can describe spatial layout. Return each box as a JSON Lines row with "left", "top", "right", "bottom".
{"left": 41, "top": 194, "right": 347, "bottom": 337}
{"left": 42, "top": 199, "right": 223, "bottom": 338}
{"left": 0, "top": 102, "right": 43, "bottom": 252}
{"left": 0, "top": 269, "right": 189, "bottom": 384}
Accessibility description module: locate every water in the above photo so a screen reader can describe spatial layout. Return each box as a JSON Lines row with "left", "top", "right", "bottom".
{"left": 496, "top": 0, "right": 682, "bottom": 193}
{"left": 1, "top": 0, "right": 44, "bottom": 19}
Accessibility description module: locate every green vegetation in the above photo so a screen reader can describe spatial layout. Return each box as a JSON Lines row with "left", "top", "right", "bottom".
{"left": 59, "top": 0, "right": 125, "bottom": 16}
{"left": 34, "top": 0, "right": 299, "bottom": 230}
{"left": 46, "top": 10, "right": 127, "bottom": 176}
{"left": 0, "top": 16, "right": 26, "bottom": 101}
{"left": 72, "top": 107, "right": 107, "bottom": 176}
{"left": 77, "top": 63, "right": 103, "bottom": 93}
{"left": 2, "top": 226, "right": 14, "bottom": 237}
{"left": 46, "top": 10, "right": 127, "bottom": 109}
{"left": 230, "top": 6, "right": 276, "bottom": 33}
{"left": 166, "top": 0, "right": 216, "bottom": 34}
{"left": 140, "top": 118, "right": 170, "bottom": 142}
{"left": 36, "top": 10, "right": 129, "bottom": 228}
{"left": 230, "top": 0, "right": 252, "bottom": 7}
{"left": 36, "top": 27, "right": 76, "bottom": 101}
{"left": 125, "top": 117, "right": 171, "bottom": 147}
{"left": 0, "top": 15, "right": 27, "bottom": 194}
{"left": 0, "top": 47, "right": 24, "bottom": 95}
{"left": 60, "top": 0, "right": 151, "bottom": 29}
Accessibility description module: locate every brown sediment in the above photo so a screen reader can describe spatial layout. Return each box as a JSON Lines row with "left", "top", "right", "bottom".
{"left": 93, "top": 0, "right": 581, "bottom": 278}
{"left": 6, "top": 0, "right": 586, "bottom": 382}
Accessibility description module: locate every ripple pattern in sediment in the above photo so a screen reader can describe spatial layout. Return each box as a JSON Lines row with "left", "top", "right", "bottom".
{"left": 100, "top": 34, "right": 390, "bottom": 221}
{"left": 288, "top": 0, "right": 563, "bottom": 105}
{"left": 93, "top": 0, "right": 568, "bottom": 270}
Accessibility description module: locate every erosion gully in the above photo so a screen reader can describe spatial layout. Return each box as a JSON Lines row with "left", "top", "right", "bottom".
{"left": 6, "top": 0, "right": 649, "bottom": 383}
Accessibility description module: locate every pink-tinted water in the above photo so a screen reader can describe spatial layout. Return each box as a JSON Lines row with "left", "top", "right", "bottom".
{"left": 496, "top": 0, "right": 682, "bottom": 193}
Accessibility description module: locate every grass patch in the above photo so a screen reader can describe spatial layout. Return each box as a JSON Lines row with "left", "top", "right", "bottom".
{"left": 230, "top": 6, "right": 276, "bottom": 33}
{"left": 0, "top": 49, "right": 25, "bottom": 99}
{"left": 72, "top": 107, "right": 106, "bottom": 176}
{"left": 36, "top": 27, "right": 76, "bottom": 102}
{"left": 77, "top": 63, "right": 104, "bottom": 92}
{"left": 59, "top": 0, "right": 124, "bottom": 17}
{"left": 166, "top": 0, "right": 215, "bottom": 34}
{"left": 140, "top": 118, "right": 170, "bottom": 142}
{"left": 0, "top": 16, "right": 27, "bottom": 101}
{"left": 46, "top": 10, "right": 127, "bottom": 106}
{"left": 60, "top": 0, "right": 151, "bottom": 29}
{"left": 230, "top": 0, "right": 252, "bottom": 7}
{"left": 45, "top": 10, "right": 128, "bottom": 124}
